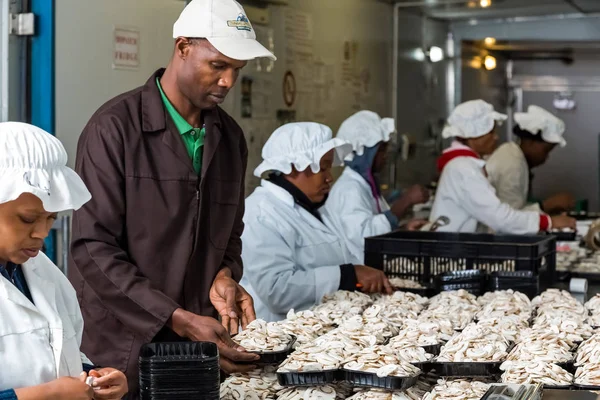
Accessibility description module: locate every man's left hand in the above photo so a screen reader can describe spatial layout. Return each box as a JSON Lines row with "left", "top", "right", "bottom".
{"left": 210, "top": 267, "right": 256, "bottom": 334}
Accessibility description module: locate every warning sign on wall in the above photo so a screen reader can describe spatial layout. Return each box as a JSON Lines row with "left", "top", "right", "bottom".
{"left": 113, "top": 27, "right": 140, "bottom": 70}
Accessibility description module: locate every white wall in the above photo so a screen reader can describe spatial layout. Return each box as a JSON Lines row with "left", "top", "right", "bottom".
{"left": 226, "top": 0, "right": 394, "bottom": 193}
{"left": 55, "top": 0, "right": 185, "bottom": 166}
{"left": 54, "top": 0, "right": 394, "bottom": 195}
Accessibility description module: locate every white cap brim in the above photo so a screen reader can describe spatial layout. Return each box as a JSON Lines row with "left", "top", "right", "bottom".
{"left": 208, "top": 37, "right": 276, "bottom": 61}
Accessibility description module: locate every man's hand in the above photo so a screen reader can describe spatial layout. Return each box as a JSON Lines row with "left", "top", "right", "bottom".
{"left": 210, "top": 267, "right": 256, "bottom": 334}
{"left": 169, "top": 308, "right": 259, "bottom": 374}
{"left": 543, "top": 192, "right": 576, "bottom": 214}
{"left": 89, "top": 368, "right": 128, "bottom": 400}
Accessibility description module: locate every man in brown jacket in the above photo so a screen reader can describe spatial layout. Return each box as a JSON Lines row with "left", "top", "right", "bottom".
{"left": 69, "top": 0, "right": 276, "bottom": 396}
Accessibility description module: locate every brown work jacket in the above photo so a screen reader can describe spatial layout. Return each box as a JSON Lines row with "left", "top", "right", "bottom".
{"left": 69, "top": 69, "right": 247, "bottom": 397}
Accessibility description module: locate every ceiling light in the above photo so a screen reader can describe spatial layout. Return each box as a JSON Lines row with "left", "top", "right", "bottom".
{"left": 428, "top": 46, "right": 444, "bottom": 63}
{"left": 480, "top": 0, "right": 492, "bottom": 8}
{"left": 469, "top": 57, "right": 483, "bottom": 69}
{"left": 484, "top": 55, "right": 497, "bottom": 70}
{"left": 467, "top": 1, "right": 478, "bottom": 8}
{"left": 484, "top": 37, "right": 496, "bottom": 46}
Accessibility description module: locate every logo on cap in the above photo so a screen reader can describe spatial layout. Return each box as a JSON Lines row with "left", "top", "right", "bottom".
{"left": 227, "top": 14, "right": 252, "bottom": 31}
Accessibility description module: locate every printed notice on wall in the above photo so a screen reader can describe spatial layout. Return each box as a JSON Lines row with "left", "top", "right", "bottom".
{"left": 113, "top": 27, "right": 140, "bottom": 70}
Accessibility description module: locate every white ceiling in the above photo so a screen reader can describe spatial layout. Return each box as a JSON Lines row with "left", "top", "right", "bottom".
{"left": 387, "top": 0, "right": 600, "bottom": 20}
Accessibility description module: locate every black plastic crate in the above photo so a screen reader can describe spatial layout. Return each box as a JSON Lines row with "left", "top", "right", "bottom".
{"left": 364, "top": 231, "right": 556, "bottom": 285}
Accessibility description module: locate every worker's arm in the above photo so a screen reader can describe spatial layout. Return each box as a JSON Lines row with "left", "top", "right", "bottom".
{"left": 220, "top": 140, "right": 247, "bottom": 282}
{"left": 70, "top": 122, "right": 180, "bottom": 343}
{"left": 451, "top": 160, "right": 544, "bottom": 234}
{"left": 241, "top": 217, "right": 341, "bottom": 315}
{"left": 328, "top": 182, "right": 394, "bottom": 246}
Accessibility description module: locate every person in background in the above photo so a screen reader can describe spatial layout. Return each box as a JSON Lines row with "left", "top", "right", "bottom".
{"left": 430, "top": 99, "right": 576, "bottom": 234}
{"left": 0, "top": 122, "right": 127, "bottom": 400}
{"left": 486, "top": 105, "right": 575, "bottom": 214}
{"left": 326, "top": 111, "right": 430, "bottom": 261}
{"left": 240, "top": 122, "right": 392, "bottom": 322}
{"left": 69, "top": 0, "right": 275, "bottom": 394}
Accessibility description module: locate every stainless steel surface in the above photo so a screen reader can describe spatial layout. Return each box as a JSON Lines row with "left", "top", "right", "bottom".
{"left": 0, "top": 0, "right": 27, "bottom": 122}
{"left": 9, "top": 12, "right": 34, "bottom": 36}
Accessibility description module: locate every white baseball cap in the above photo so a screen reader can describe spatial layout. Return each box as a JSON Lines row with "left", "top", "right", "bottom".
{"left": 173, "top": 0, "right": 276, "bottom": 61}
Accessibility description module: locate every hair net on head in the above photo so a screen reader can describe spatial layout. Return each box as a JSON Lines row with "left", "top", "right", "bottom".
{"left": 442, "top": 99, "right": 507, "bottom": 139}
{"left": 0, "top": 122, "right": 91, "bottom": 212}
{"left": 336, "top": 110, "right": 395, "bottom": 161}
{"left": 254, "top": 122, "right": 352, "bottom": 178}
{"left": 514, "top": 105, "right": 566, "bottom": 147}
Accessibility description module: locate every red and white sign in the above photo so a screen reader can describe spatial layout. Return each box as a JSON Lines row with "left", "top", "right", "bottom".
{"left": 113, "top": 27, "right": 140, "bottom": 69}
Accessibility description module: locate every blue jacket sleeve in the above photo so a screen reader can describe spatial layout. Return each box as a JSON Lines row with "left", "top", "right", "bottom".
{"left": 0, "top": 389, "right": 17, "bottom": 400}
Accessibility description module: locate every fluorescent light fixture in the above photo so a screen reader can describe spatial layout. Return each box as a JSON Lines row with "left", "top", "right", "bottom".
{"left": 484, "top": 55, "right": 497, "bottom": 70}
{"left": 428, "top": 46, "right": 444, "bottom": 63}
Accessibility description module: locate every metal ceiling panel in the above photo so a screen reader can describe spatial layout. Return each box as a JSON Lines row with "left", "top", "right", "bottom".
{"left": 390, "top": 0, "right": 600, "bottom": 20}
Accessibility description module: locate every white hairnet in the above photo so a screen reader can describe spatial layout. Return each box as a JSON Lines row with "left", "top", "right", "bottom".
{"left": 254, "top": 122, "right": 352, "bottom": 178}
{"left": 442, "top": 99, "right": 507, "bottom": 139}
{"left": 514, "top": 105, "right": 566, "bottom": 147}
{"left": 0, "top": 122, "right": 91, "bottom": 212}
{"left": 337, "top": 110, "right": 395, "bottom": 161}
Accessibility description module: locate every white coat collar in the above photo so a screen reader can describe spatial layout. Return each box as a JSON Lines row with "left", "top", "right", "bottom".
{"left": 261, "top": 179, "right": 296, "bottom": 208}
{"left": 260, "top": 179, "right": 335, "bottom": 235}
{"left": 0, "top": 255, "right": 59, "bottom": 320}
{"left": 447, "top": 141, "right": 487, "bottom": 168}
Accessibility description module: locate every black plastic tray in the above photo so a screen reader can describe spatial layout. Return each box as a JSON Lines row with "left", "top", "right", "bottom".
{"left": 342, "top": 369, "right": 419, "bottom": 390}
{"left": 572, "top": 383, "right": 600, "bottom": 391}
{"left": 139, "top": 341, "right": 218, "bottom": 360}
{"left": 365, "top": 231, "right": 556, "bottom": 284}
{"left": 243, "top": 336, "right": 296, "bottom": 365}
{"left": 277, "top": 369, "right": 340, "bottom": 387}
{"left": 490, "top": 270, "right": 536, "bottom": 280}
{"left": 437, "top": 269, "right": 487, "bottom": 283}
{"left": 437, "top": 282, "right": 486, "bottom": 296}
{"left": 569, "top": 211, "right": 600, "bottom": 221}
{"left": 429, "top": 361, "right": 503, "bottom": 377}
{"left": 422, "top": 343, "right": 442, "bottom": 356}
{"left": 550, "top": 230, "right": 578, "bottom": 242}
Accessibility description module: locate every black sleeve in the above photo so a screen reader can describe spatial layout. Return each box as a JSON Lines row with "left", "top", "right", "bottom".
{"left": 339, "top": 264, "right": 358, "bottom": 291}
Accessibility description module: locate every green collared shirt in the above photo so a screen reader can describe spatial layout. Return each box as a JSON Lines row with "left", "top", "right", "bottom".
{"left": 156, "top": 78, "right": 205, "bottom": 175}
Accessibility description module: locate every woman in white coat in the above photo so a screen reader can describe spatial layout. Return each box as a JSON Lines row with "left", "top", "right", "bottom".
{"left": 0, "top": 122, "right": 128, "bottom": 400}
{"left": 240, "top": 122, "right": 392, "bottom": 322}
{"left": 326, "top": 111, "right": 429, "bottom": 261}
{"left": 429, "top": 100, "right": 575, "bottom": 234}
{"left": 486, "top": 105, "right": 575, "bottom": 213}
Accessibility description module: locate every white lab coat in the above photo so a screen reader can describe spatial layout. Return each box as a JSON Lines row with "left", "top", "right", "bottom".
{"left": 0, "top": 252, "right": 89, "bottom": 391}
{"left": 430, "top": 155, "right": 541, "bottom": 234}
{"left": 325, "top": 167, "right": 392, "bottom": 262}
{"left": 486, "top": 142, "right": 541, "bottom": 212}
{"left": 240, "top": 180, "right": 360, "bottom": 322}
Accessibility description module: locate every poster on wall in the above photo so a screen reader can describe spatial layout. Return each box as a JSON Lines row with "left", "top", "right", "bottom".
{"left": 113, "top": 27, "right": 140, "bottom": 70}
